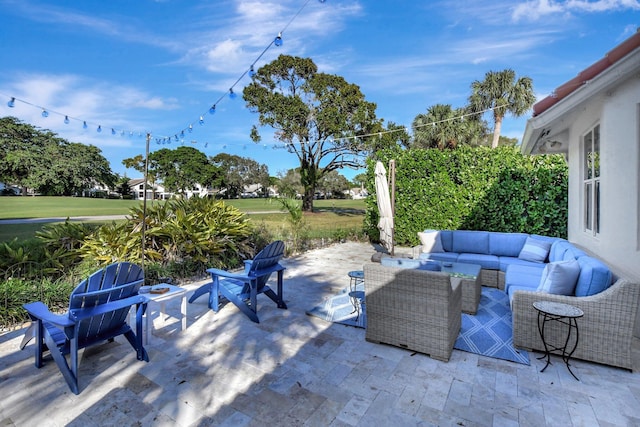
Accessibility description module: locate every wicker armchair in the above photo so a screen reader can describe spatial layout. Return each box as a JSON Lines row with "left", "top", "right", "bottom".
{"left": 512, "top": 278, "right": 640, "bottom": 371}
{"left": 363, "top": 263, "right": 461, "bottom": 362}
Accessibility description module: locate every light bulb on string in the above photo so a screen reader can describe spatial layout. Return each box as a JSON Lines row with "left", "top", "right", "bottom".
{"left": 274, "top": 32, "right": 283, "bottom": 47}
{"left": 199, "top": 116, "right": 204, "bottom": 125}
{"left": 204, "top": 142, "right": 208, "bottom": 148}
{"left": 7, "top": 97, "right": 15, "bottom": 108}
{"left": 188, "top": 124, "right": 193, "bottom": 133}
{"left": 175, "top": 134, "right": 179, "bottom": 142}
{"left": 248, "top": 66, "right": 256, "bottom": 78}
{"left": 222, "top": 144, "right": 227, "bottom": 150}
{"left": 41, "top": 110, "right": 49, "bottom": 118}
{"left": 83, "top": 121, "right": 88, "bottom": 129}
{"left": 64, "top": 116, "right": 70, "bottom": 124}
{"left": 319, "top": 0, "right": 326, "bottom": 2}
{"left": 111, "top": 128, "right": 116, "bottom": 135}
{"left": 97, "top": 125, "right": 102, "bottom": 133}
{"left": 229, "top": 88, "right": 237, "bottom": 100}
{"left": 121, "top": 130, "right": 125, "bottom": 136}
{"left": 209, "top": 105, "right": 216, "bottom": 115}
{"left": 180, "top": 130, "right": 185, "bottom": 137}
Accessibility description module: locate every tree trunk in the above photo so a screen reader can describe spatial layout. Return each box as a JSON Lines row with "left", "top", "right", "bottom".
{"left": 302, "top": 187, "right": 314, "bottom": 212}
{"left": 491, "top": 117, "right": 503, "bottom": 148}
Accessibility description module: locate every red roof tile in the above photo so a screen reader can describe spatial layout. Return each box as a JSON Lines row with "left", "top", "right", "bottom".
{"left": 533, "top": 29, "right": 640, "bottom": 116}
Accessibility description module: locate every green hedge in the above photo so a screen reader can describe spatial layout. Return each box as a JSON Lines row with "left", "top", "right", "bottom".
{"left": 365, "top": 146, "right": 568, "bottom": 246}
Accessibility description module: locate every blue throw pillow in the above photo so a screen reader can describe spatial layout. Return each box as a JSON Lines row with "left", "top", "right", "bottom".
{"left": 537, "top": 259, "right": 580, "bottom": 295}
{"left": 518, "top": 237, "right": 552, "bottom": 263}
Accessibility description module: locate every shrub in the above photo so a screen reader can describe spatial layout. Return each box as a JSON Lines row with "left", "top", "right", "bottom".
{"left": 366, "top": 146, "right": 568, "bottom": 246}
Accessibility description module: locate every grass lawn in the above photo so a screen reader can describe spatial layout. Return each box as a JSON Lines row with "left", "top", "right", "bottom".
{"left": 0, "top": 197, "right": 366, "bottom": 242}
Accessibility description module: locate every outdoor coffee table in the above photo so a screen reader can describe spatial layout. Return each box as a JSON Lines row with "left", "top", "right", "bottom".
{"left": 533, "top": 300, "right": 584, "bottom": 381}
{"left": 438, "top": 261, "right": 482, "bottom": 314}
{"left": 137, "top": 284, "right": 187, "bottom": 344}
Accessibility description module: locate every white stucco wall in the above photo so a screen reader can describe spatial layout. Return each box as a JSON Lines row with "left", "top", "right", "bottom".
{"left": 566, "top": 77, "right": 640, "bottom": 280}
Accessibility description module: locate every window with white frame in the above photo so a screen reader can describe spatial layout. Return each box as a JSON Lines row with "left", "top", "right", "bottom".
{"left": 583, "top": 124, "right": 600, "bottom": 235}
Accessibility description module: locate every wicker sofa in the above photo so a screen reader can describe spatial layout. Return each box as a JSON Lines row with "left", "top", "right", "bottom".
{"left": 363, "top": 263, "right": 461, "bottom": 362}
{"left": 410, "top": 229, "right": 640, "bottom": 371}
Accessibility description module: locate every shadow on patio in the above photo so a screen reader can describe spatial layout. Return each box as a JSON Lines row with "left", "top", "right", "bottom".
{"left": 1, "top": 242, "right": 639, "bottom": 426}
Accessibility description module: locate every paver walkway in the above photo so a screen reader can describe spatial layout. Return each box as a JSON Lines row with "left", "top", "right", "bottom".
{"left": 1, "top": 242, "right": 639, "bottom": 426}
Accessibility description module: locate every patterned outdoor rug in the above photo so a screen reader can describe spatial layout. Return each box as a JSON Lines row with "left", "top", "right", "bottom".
{"left": 305, "top": 283, "right": 366, "bottom": 329}
{"left": 454, "top": 287, "right": 530, "bottom": 365}
{"left": 307, "top": 284, "right": 529, "bottom": 365}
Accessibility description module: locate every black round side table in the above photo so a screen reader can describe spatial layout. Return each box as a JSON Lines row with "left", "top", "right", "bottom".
{"left": 533, "top": 300, "right": 584, "bottom": 381}
{"left": 347, "top": 270, "right": 364, "bottom": 320}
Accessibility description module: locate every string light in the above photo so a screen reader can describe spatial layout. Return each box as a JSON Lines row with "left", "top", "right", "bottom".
{"left": 0, "top": 0, "right": 324, "bottom": 145}
{"left": 64, "top": 116, "right": 70, "bottom": 124}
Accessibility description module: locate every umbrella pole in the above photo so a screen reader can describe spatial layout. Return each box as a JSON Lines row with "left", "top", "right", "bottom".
{"left": 389, "top": 160, "right": 396, "bottom": 256}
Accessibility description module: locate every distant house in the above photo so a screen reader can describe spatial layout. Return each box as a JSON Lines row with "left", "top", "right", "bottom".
{"left": 127, "top": 179, "right": 216, "bottom": 200}
{"left": 520, "top": 30, "right": 640, "bottom": 280}
{"left": 128, "top": 178, "right": 172, "bottom": 200}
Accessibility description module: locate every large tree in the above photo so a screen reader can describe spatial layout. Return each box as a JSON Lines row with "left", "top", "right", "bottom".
{"left": 0, "top": 116, "right": 115, "bottom": 195}
{"left": 468, "top": 69, "right": 535, "bottom": 148}
{"left": 211, "top": 153, "right": 270, "bottom": 199}
{"left": 243, "top": 54, "right": 382, "bottom": 211}
{"left": 148, "top": 146, "right": 220, "bottom": 194}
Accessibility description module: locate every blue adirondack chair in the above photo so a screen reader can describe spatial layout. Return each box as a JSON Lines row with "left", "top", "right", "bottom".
{"left": 189, "top": 240, "right": 287, "bottom": 323}
{"left": 21, "top": 262, "right": 149, "bottom": 394}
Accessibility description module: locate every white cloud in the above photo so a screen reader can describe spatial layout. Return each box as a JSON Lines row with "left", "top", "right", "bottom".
{"left": 512, "top": 0, "right": 640, "bottom": 22}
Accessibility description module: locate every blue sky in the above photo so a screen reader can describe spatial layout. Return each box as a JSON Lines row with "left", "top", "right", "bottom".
{"left": 1, "top": 0, "right": 639, "bottom": 181}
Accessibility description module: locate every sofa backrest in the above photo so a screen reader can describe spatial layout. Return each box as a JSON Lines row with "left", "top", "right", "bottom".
{"left": 489, "top": 232, "right": 528, "bottom": 257}
{"left": 451, "top": 230, "right": 489, "bottom": 254}
{"left": 549, "top": 239, "right": 586, "bottom": 262}
{"left": 440, "top": 230, "right": 453, "bottom": 252}
{"left": 575, "top": 256, "right": 612, "bottom": 296}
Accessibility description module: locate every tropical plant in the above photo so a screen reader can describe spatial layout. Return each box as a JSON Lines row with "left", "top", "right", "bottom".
{"left": 80, "top": 196, "right": 253, "bottom": 275}
{"left": 468, "top": 69, "right": 535, "bottom": 148}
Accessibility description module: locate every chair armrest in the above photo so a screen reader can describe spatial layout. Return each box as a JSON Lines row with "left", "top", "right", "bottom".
{"left": 69, "top": 295, "right": 147, "bottom": 321}
{"left": 23, "top": 301, "right": 74, "bottom": 328}
{"left": 207, "top": 268, "right": 251, "bottom": 281}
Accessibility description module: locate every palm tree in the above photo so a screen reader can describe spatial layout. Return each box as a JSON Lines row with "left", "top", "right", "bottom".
{"left": 412, "top": 104, "right": 487, "bottom": 149}
{"left": 469, "top": 69, "right": 535, "bottom": 148}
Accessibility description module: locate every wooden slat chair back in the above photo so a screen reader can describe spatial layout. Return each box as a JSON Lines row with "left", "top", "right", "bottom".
{"left": 189, "top": 240, "right": 287, "bottom": 323}
{"left": 21, "top": 262, "right": 149, "bottom": 394}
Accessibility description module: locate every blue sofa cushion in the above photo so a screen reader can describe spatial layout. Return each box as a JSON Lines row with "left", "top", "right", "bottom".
{"left": 451, "top": 231, "right": 489, "bottom": 254}
{"left": 381, "top": 257, "right": 442, "bottom": 271}
{"left": 504, "top": 264, "right": 545, "bottom": 295}
{"left": 489, "top": 232, "right": 528, "bottom": 257}
{"left": 518, "top": 236, "right": 552, "bottom": 263}
{"left": 499, "top": 256, "right": 546, "bottom": 272}
{"left": 439, "top": 230, "right": 453, "bottom": 252}
{"left": 575, "top": 256, "right": 612, "bottom": 296}
{"left": 537, "top": 259, "right": 580, "bottom": 295}
{"left": 549, "top": 239, "right": 586, "bottom": 262}
{"left": 418, "top": 230, "right": 444, "bottom": 253}
{"left": 419, "top": 252, "right": 459, "bottom": 263}
{"left": 457, "top": 253, "right": 500, "bottom": 270}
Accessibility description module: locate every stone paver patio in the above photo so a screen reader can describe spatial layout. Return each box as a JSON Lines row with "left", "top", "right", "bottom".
{"left": 1, "top": 242, "right": 639, "bottom": 426}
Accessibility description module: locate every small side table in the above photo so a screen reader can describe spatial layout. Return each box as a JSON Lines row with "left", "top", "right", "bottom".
{"left": 138, "top": 284, "right": 188, "bottom": 344}
{"left": 347, "top": 270, "right": 364, "bottom": 321}
{"left": 533, "top": 301, "right": 584, "bottom": 380}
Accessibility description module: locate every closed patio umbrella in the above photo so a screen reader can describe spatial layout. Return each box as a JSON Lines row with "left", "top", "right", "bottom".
{"left": 375, "top": 161, "right": 394, "bottom": 255}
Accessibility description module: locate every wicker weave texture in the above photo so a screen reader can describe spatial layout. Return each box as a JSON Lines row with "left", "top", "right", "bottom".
{"left": 512, "top": 278, "right": 640, "bottom": 371}
{"left": 363, "top": 263, "right": 461, "bottom": 362}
